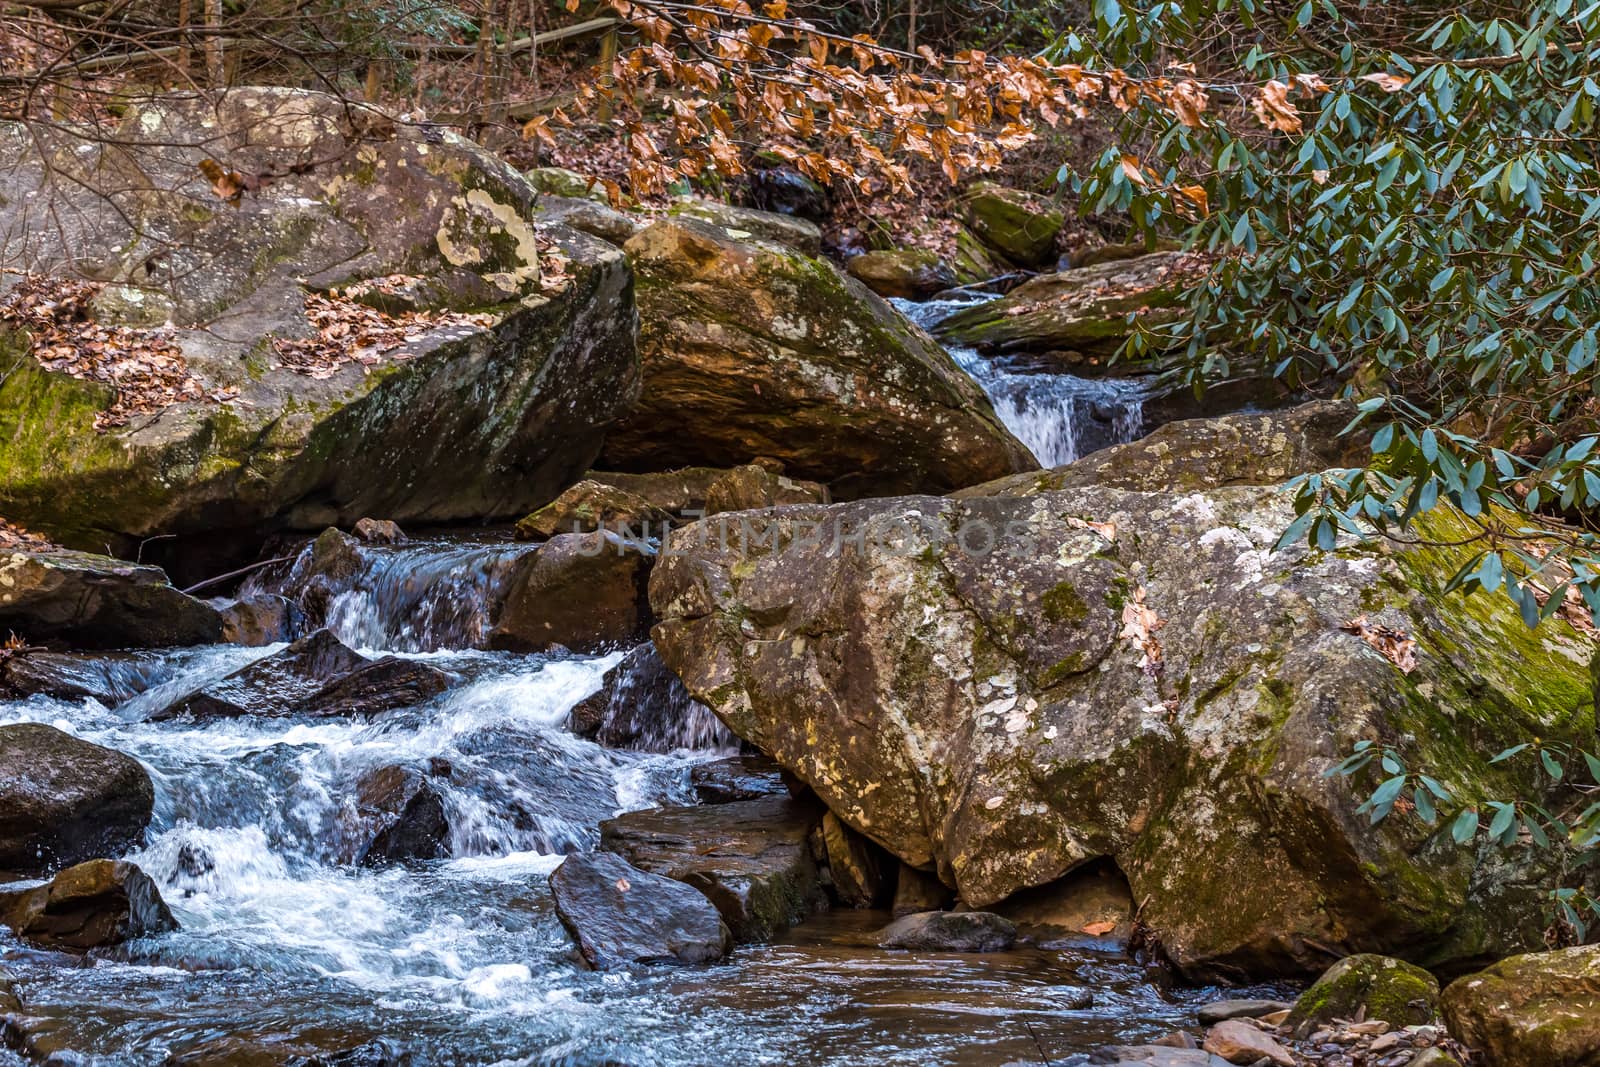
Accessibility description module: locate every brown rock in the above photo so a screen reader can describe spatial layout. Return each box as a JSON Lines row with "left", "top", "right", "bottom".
{"left": 488, "top": 531, "right": 652, "bottom": 653}
{"left": 1201, "top": 1020, "right": 1294, "bottom": 1066}
{"left": 1441, "top": 945, "right": 1600, "bottom": 1067}
{"left": 515, "top": 480, "right": 672, "bottom": 541}
{"left": 821, "top": 811, "right": 887, "bottom": 908}
{"left": 0, "top": 859, "right": 177, "bottom": 951}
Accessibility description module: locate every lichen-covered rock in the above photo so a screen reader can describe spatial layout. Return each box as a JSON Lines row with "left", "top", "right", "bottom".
{"left": 514, "top": 480, "right": 672, "bottom": 541}
{"left": 846, "top": 249, "right": 958, "bottom": 300}
{"left": 1441, "top": 945, "right": 1600, "bottom": 1067}
{"left": 0, "top": 723, "right": 154, "bottom": 874}
{"left": 667, "top": 200, "right": 822, "bottom": 255}
{"left": 935, "top": 251, "right": 1204, "bottom": 359}
{"left": 961, "top": 182, "right": 1064, "bottom": 267}
{"left": 956, "top": 402, "right": 1360, "bottom": 499}
{"left": 650, "top": 487, "right": 1597, "bottom": 978}
{"left": 0, "top": 859, "right": 177, "bottom": 950}
{"left": 535, "top": 195, "right": 642, "bottom": 246}
{"left": 600, "top": 216, "right": 1035, "bottom": 497}
{"left": 0, "top": 549, "right": 222, "bottom": 648}
{"left": 1286, "top": 954, "right": 1441, "bottom": 1035}
{"left": 526, "top": 166, "right": 609, "bottom": 202}
{"left": 822, "top": 811, "right": 887, "bottom": 908}
{"left": 487, "top": 531, "right": 652, "bottom": 653}
{"left": 702, "top": 464, "right": 829, "bottom": 515}
{"left": 0, "top": 89, "right": 638, "bottom": 554}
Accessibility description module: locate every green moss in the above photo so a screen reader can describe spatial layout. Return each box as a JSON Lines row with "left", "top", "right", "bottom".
{"left": 1041, "top": 581, "right": 1089, "bottom": 625}
{"left": 1287, "top": 954, "right": 1440, "bottom": 1033}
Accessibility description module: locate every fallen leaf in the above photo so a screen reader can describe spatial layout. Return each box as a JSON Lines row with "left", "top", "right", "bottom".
{"left": 1120, "top": 584, "right": 1166, "bottom": 675}
{"left": 1249, "top": 79, "right": 1302, "bottom": 134}
{"left": 1081, "top": 920, "right": 1118, "bottom": 936}
{"left": 616, "top": 878, "right": 631, "bottom": 892}
{"left": 1340, "top": 615, "right": 1417, "bottom": 673}
{"left": 1360, "top": 72, "right": 1410, "bottom": 92}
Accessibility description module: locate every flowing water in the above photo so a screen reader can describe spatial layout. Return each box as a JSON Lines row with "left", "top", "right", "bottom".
{"left": 1, "top": 539, "right": 1280, "bottom": 1065}
{"left": 893, "top": 296, "right": 1147, "bottom": 468}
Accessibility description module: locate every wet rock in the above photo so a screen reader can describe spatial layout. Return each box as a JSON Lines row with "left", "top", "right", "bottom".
{"left": 961, "top": 182, "right": 1063, "bottom": 267}
{"left": 487, "top": 532, "right": 653, "bottom": 654}
{"left": 217, "top": 594, "right": 304, "bottom": 646}
{"left": 536, "top": 194, "right": 642, "bottom": 246}
{"left": 702, "top": 464, "right": 830, "bottom": 516}
{"left": 355, "top": 765, "right": 451, "bottom": 865}
{"left": 1197, "top": 1000, "right": 1295, "bottom": 1026}
{"left": 953, "top": 222, "right": 1008, "bottom": 284}
{"left": 1440, "top": 944, "right": 1600, "bottom": 1067}
{"left": 305, "top": 656, "right": 451, "bottom": 717}
{"left": 668, "top": 199, "right": 822, "bottom": 255}
{"left": 0, "top": 649, "right": 164, "bottom": 704}
{"left": 600, "top": 216, "right": 1035, "bottom": 498}
{"left": 351, "top": 519, "right": 406, "bottom": 545}
{"left": 992, "top": 859, "right": 1135, "bottom": 946}
{"left": 0, "top": 549, "right": 222, "bottom": 649}
{"left": 956, "top": 402, "right": 1360, "bottom": 499}
{"left": 0, "top": 723, "right": 153, "bottom": 874}
{"left": 0, "top": 90, "right": 637, "bottom": 553}
{"left": 151, "top": 629, "right": 366, "bottom": 721}
{"left": 650, "top": 488, "right": 1596, "bottom": 978}
{"left": 1287, "top": 955, "right": 1440, "bottom": 1036}
{"left": 164, "top": 1030, "right": 406, "bottom": 1066}
{"left": 821, "top": 811, "right": 887, "bottom": 908}
{"left": 745, "top": 165, "right": 828, "bottom": 223}
{"left": 879, "top": 910, "right": 1016, "bottom": 953}
{"left": 689, "top": 756, "right": 787, "bottom": 804}
{"left": 892, "top": 862, "right": 955, "bottom": 917}
{"left": 846, "top": 249, "right": 958, "bottom": 300}
{"left": 600, "top": 795, "right": 827, "bottom": 941}
{"left": 1201, "top": 1020, "right": 1294, "bottom": 1066}
{"left": 1087, "top": 1049, "right": 1231, "bottom": 1066}
{"left": 549, "top": 850, "right": 732, "bottom": 969}
{"left": 515, "top": 480, "right": 673, "bottom": 541}
{"left": 0, "top": 859, "right": 177, "bottom": 950}
{"left": 1152, "top": 1031, "right": 1200, "bottom": 1049}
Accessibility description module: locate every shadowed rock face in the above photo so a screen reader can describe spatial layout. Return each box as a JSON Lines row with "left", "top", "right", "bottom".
{"left": 0, "top": 88, "right": 639, "bottom": 555}
{"left": 549, "top": 850, "right": 732, "bottom": 969}
{"left": 0, "top": 550, "right": 222, "bottom": 649}
{"left": 649, "top": 486, "right": 1597, "bottom": 979}
{"left": 0, "top": 723, "right": 154, "bottom": 875}
{"left": 599, "top": 215, "right": 1036, "bottom": 497}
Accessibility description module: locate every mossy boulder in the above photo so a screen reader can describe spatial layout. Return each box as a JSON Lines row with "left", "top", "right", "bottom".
{"left": 1441, "top": 945, "right": 1600, "bottom": 1067}
{"left": 961, "top": 182, "right": 1064, "bottom": 268}
{"left": 1286, "top": 954, "right": 1441, "bottom": 1035}
{"left": 0, "top": 89, "right": 638, "bottom": 554}
{"left": 845, "top": 249, "right": 958, "bottom": 300}
{"left": 650, "top": 485, "right": 1597, "bottom": 979}
{"left": 600, "top": 216, "right": 1035, "bottom": 497}
{"left": 526, "top": 165, "right": 609, "bottom": 202}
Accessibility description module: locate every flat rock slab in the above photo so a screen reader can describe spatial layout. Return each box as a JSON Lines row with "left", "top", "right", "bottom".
{"left": 879, "top": 910, "right": 1017, "bottom": 953}
{"left": 1084, "top": 1048, "right": 1234, "bottom": 1066}
{"left": 599, "top": 794, "right": 826, "bottom": 942}
{"left": 550, "top": 851, "right": 731, "bottom": 969}
{"left": 1196, "top": 1000, "right": 1295, "bottom": 1026}
{"left": 1201, "top": 1020, "right": 1294, "bottom": 1067}
{"left": 689, "top": 756, "right": 788, "bottom": 804}
{"left": 0, "top": 723, "right": 153, "bottom": 875}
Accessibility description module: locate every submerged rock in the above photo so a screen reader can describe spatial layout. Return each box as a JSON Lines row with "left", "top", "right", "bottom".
{"left": 879, "top": 910, "right": 1016, "bottom": 953}
{"left": 599, "top": 215, "right": 1035, "bottom": 497}
{"left": 164, "top": 1030, "right": 406, "bottom": 1066}
{"left": 0, "top": 549, "right": 222, "bottom": 649}
{"left": 549, "top": 850, "right": 732, "bottom": 969}
{"left": 650, "top": 488, "right": 1598, "bottom": 977}
{"left": 0, "top": 859, "right": 177, "bottom": 950}
{"left": 1287, "top": 954, "right": 1440, "bottom": 1036}
{"left": 0, "top": 723, "right": 153, "bottom": 874}
{"left": 600, "top": 795, "right": 827, "bottom": 941}
{"left": 1440, "top": 945, "right": 1600, "bottom": 1067}
{"left": 487, "top": 531, "right": 652, "bottom": 654}
{"left": 0, "top": 89, "right": 637, "bottom": 555}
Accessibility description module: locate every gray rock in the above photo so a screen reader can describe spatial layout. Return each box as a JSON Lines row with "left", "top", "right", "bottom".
{"left": 1087, "top": 1046, "right": 1232, "bottom": 1065}
{"left": 1197, "top": 1001, "right": 1296, "bottom": 1026}
{"left": 0, "top": 859, "right": 177, "bottom": 950}
{"left": 0, "top": 550, "right": 222, "bottom": 649}
{"left": 536, "top": 195, "right": 642, "bottom": 246}
{"left": 549, "top": 851, "right": 732, "bottom": 969}
{"left": 879, "top": 910, "right": 1016, "bottom": 952}
{"left": 0, "top": 723, "right": 153, "bottom": 874}
{"left": 0, "top": 649, "right": 165, "bottom": 704}
{"left": 689, "top": 756, "right": 787, "bottom": 804}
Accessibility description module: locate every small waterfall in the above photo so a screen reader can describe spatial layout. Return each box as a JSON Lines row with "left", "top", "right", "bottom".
{"left": 575, "top": 643, "right": 739, "bottom": 754}
{"left": 895, "top": 295, "right": 1147, "bottom": 467}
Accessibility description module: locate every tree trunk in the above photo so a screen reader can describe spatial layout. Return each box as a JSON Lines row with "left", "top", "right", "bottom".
{"left": 203, "top": 0, "right": 223, "bottom": 88}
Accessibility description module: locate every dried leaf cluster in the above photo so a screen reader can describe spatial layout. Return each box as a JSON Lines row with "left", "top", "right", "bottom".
{"left": 271, "top": 279, "right": 497, "bottom": 380}
{"left": 1119, "top": 583, "right": 1166, "bottom": 675}
{"left": 0, "top": 517, "right": 52, "bottom": 551}
{"left": 0, "top": 274, "right": 235, "bottom": 431}
{"left": 1340, "top": 615, "right": 1418, "bottom": 674}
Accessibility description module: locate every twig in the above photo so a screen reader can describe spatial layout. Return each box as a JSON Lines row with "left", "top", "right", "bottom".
{"left": 181, "top": 554, "right": 294, "bottom": 595}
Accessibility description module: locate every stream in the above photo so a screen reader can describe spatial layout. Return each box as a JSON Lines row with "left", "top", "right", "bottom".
{"left": 0, "top": 533, "right": 1282, "bottom": 1066}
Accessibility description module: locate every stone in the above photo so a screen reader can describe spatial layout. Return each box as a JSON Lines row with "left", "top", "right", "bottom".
{"left": 535, "top": 194, "right": 642, "bottom": 246}
{"left": 567, "top": 643, "right": 735, "bottom": 752}
{"left": 583, "top": 467, "right": 729, "bottom": 517}
{"left": 690, "top": 756, "right": 787, "bottom": 804}
{"left": 702, "top": 464, "right": 830, "bottom": 516}
{"left": 892, "top": 862, "right": 955, "bottom": 917}
{"left": 846, "top": 249, "right": 958, "bottom": 300}
{"left": 746, "top": 164, "right": 828, "bottom": 222}
{"left": 649, "top": 487, "right": 1597, "bottom": 978}
{"left": 1197, "top": 1001, "right": 1296, "bottom": 1026}
{"left": 151, "top": 629, "right": 366, "bottom": 721}
{"left": 879, "top": 910, "right": 1016, "bottom": 952}
{"left": 992, "top": 860, "right": 1135, "bottom": 946}
{"left": 0, "top": 649, "right": 164, "bottom": 704}
{"left": 961, "top": 182, "right": 1064, "bottom": 267}
{"left": 1201, "top": 1020, "right": 1294, "bottom": 1066}
{"left": 354, "top": 765, "right": 451, "bottom": 865}
{"left": 599, "top": 216, "right": 1035, "bottom": 498}
{"left": 0, "top": 859, "right": 177, "bottom": 950}
{"left": 667, "top": 199, "right": 823, "bottom": 255}
{"left": 514, "top": 480, "right": 673, "bottom": 541}
{"left": 1440, "top": 945, "right": 1600, "bottom": 1067}
{"left": 1088, "top": 1048, "right": 1231, "bottom": 1066}
{"left": 305, "top": 656, "right": 452, "bottom": 717}
{"left": 217, "top": 594, "right": 304, "bottom": 646}
{"left": 351, "top": 519, "right": 406, "bottom": 545}
{"left": 487, "top": 532, "right": 653, "bottom": 654}
{"left": 953, "top": 222, "right": 1009, "bottom": 284}
{"left": 956, "top": 402, "right": 1361, "bottom": 499}
{"left": 0, "top": 723, "right": 153, "bottom": 874}
{"left": 526, "top": 165, "right": 609, "bottom": 201}
{"left": 1409, "top": 1049, "right": 1463, "bottom": 1067}
{"left": 163, "top": 1030, "right": 405, "bottom": 1066}
{"left": 600, "top": 795, "right": 827, "bottom": 941}
{"left": 821, "top": 811, "right": 887, "bottom": 908}
{"left": 0, "top": 90, "right": 637, "bottom": 555}
{"left": 1287, "top": 955, "right": 1441, "bottom": 1035}
{"left": 549, "top": 851, "right": 732, "bottom": 969}
{"left": 0, "top": 549, "right": 222, "bottom": 649}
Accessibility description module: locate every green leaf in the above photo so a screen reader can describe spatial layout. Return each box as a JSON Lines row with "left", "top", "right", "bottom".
{"left": 1452, "top": 808, "right": 1479, "bottom": 844}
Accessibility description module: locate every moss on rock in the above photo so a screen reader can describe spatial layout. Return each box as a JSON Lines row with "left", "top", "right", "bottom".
{"left": 1287, "top": 954, "right": 1441, "bottom": 1035}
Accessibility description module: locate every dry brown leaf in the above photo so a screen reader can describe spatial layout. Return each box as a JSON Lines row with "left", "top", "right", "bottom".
{"left": 1066, "top": 515, "right": 1117, "bottom": 541}
{"left": 1081, "top": 920, "right": 1118, "bottom": 936}
{"left": 1249, "top": 79, "right": 1302, "bottom": 134}
{"left": 1120, "top": 584, "right": 1166, "bottom": 675}
{"left": 1340, "top": 615, "right": 1418, "bottom": 673}
{"left": 1360, "top": 72, "right": 1410, "bottom": 92}
{"left": 198, "top": 159, "right": 246, "bottom": 204}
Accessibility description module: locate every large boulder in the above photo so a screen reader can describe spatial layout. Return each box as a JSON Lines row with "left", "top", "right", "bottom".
{"left": 599, "top": 216, "right": 1035, "bottom": 497}
{"left": 667, "top": 199, "right": 822, "bottom": 255}
{"left": 649, "top": 488, "right": 1597, "bottom": 978}
{"left": 0, "top": 859, "right": 177, "bottom": 950}
{"left": 956, "top": 402, "right": 1360, "bottom": 499}
{"left": 0, "top": 89, "right": 638, "bottom": 555}
{"left": 1441, "top": 945, "right": 1600, "bottom": 1067}
{"left": 487, "top": 531, "right": 652, "bottom": 654}
{"left": 0, "top": 549, "right": 222, "bottom": 648}
{"left": 549, "top": 850, "right": 732, "bottom": 969}
{"left": 600, "top": 795, "right": 827, "bottom": 941}
{"left": 514, "top": 480, "right": 672, "bottom": 541}
{"left": 1286, "top": 954, "right": 1441, "bottom": 1035}
{"left": 960, "top": 182, "right": 1064, "bottom": 268}
{"left": 0, "top": 723, "right": 154, "bottom": 874}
